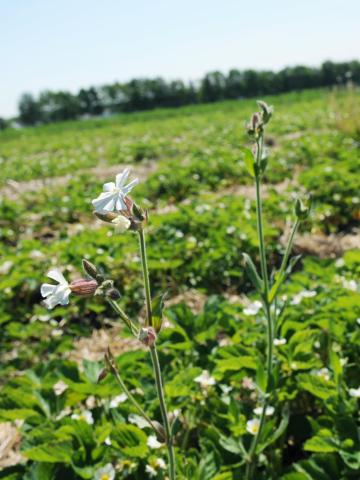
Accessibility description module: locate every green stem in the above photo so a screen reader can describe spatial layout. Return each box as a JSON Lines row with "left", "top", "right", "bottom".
{"left": 150, "top": 345, "right": 176, "bottom": 480}
{"left": 138, "top": 229, "right": 176, "bottom": 479}
{"left": 277, "top": 220, "right": 300, "bottom": 283}
{"left": 105, "top": 356, "right": 163, "bottom": 439}
{"left": 245, "top": 135, "right": 274, "bottom": 479}
{"left": 107, "top": 299, "right": 139, "bottom": 335}
{"left": 138, "top": 228, "right": 152, "bottom": 326}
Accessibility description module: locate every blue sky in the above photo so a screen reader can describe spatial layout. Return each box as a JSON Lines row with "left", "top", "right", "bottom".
{"left": 1, "top": 0, "right": 359, "bottom": 117}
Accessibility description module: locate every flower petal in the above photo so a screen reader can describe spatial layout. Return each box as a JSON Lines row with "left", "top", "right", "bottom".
{"left": 103, "top": 182, "right": 115, "bottom": 192}
{"left": 41, "top": 283, "right": 56, "bottom": 298}
{"left": 122, "top": 178, "right": 139, "bottom": 195}
{"left": 92, "top": 192, "right": 116, "bottom": 212}
{"left": 115, "top": 168, "right": 130, "bottom": 188}
{"left": 47, "top": 269, "right": 67, "bottom": 285}
{"left": 115, "top": 195, "right": 127, "bottom": 211}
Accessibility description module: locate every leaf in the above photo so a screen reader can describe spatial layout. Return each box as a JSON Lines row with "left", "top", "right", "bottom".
{"left": 304, "top": 435, "right": 338, "bottom": 453}
{"left": 215, "top": 356, "right": 257, "bottom": 374}
{"left": 242, "top": 253, "right": 264, "bottom": 294}
{"left": 240, "top": 147, "right": 256, "bottom": 177}
{"left": 257, "top": 404, "right": 290, "bottom": 453}
{"left": 21, "top": 442, "right": 72, "bottom": 463}
{"left": 219, "top": 436, "right": 242, "bottom": 454}
{"left": 152, "top": 292, "right": 167, "bottom": 333}
{"left": 110, "top": 424, "right": 148, "bottom": 458}
{"left": 297, "top": 373, "right": 337, "bottom": 400}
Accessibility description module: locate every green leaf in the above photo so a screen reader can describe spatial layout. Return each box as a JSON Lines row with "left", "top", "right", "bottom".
{"left": 297, "top": 373, "right": 337, "bottom": 400}
{"left": 242, "top": 253, "right": 264, "bottom": 294}
{"left": 152, "top": 292, "right": 167, "bottom": 333}
{"left": 110, "top": 424, "right": 148, "bottom": 458}
{"left": 215, "top": 356, "right": 257, "bottom": 374}
{"left": 21, "top": 442, "right": 72, "bottom": 463}
{"left": 240, "top": 147, "right": 256, "bottom": 177}
{"left": 304, "top": 435, "right": 338, "bottom": 453}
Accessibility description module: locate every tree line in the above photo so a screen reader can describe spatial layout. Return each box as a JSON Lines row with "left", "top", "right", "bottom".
{"left": 8, "top": 60, "right": 360, "bottom": 127}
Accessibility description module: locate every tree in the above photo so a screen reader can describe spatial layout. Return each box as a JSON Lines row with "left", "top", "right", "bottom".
{"left": 18, "top": 93, "right": 41, "bottom": 125}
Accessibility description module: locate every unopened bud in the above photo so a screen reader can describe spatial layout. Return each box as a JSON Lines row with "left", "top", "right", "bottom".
{"left": 94, "top": 211, "right": 119, "bottom": 223}
{"left": 82, "top": 259, "right": 98, "bottom": 279}
{"left": 97, "top": 368, "right": 108, "bottom": 383}
{"left": 138, "top": 327, "right": 157, "bottom": 347}
{"left": 295, "top": 197, "right": 311, "bottom": 221}
{"left": 70, "top": 278, "right": 98, "bottom": 296}
{"left": 106, "top": 288, "right": 121, "bottom": 300}
{"left": 111, "top": 215, "right": 131, "bottom": 233}
{"left": 257, "top": 100, "right": 273, "bottom": 124}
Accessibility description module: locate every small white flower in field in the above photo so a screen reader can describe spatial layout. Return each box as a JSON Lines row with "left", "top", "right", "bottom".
{"left": 41, "top": 269, "right": 72, "bottom": 310}
{"left": 242, "top": 377, "right": 255, "bottom": 390}
{"left": 147, "top": 435, "right": 163, "bottom": 449}
{"left": 29, "top": 249, "right": 44, "bottom": 260}
{"left": 94, "top": 463, "right": 115, "bottom": 480}
{"left": 156, "top": 458, "right": 166, "bottom": 469}
{"left": 335, "top": 258, "right": 345, "bottom": 268}
{"left": 53, "top": 380, "right": 68, "bottom": 396}
{"left": 291, "top": 290, "right": 317, "bottom": 305}
{"left": 0, "top": 260, "right": 13, "bottom": 275}
{"left": 246, "top": 418, "right": 260, "bottom": 435}
{"left": 104, "top": 436, "right": 112, "bottom": 446}
{"left": 145, "top": 465, "right": 157, "bottom": 477}
{"left": 194, "top": 370, "right": 216, "bottom": 389}
{"left": 243, "top": 300, "right": 262, "bottom": 316}
{"left": 128, "top": 413, "right": 149, "bottom": 429}
{"left": 273, "top": 338, "right": 287, "bottom": 346}
{"left": 342, "top": 279, "right": 357, "bottom": 291}
{"left": 314, "top": 368, "right": 330, "bottom": 381}
{"left": 109, "top": 393, "right": 127, "bottom": 408}
{"left": 220, "top": 384, "right": 233, "bottom": 395}
{"left": 349, "top": 387, "right": 360, "bottom": 398}
{"left": 92, "top": 168, "right": 139, "bottom": 213}
{"left": 254, "top": 405, "right": 275, "bottom": 416}
{"left": 71, "top": 410, "right": 94, "bottom": 425}
{"left": 112, "top": 214, "right": 131, "bottom": 233}
{"left": 226, "top": 226, "right": 236, "bottom": 234}
{"left": 357, "top": 318, "right": 360, "bottom": 326}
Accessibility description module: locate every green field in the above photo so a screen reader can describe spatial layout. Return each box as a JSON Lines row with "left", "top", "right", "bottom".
{"left": 0, "top": 88, "right": 359, "bottom": 479}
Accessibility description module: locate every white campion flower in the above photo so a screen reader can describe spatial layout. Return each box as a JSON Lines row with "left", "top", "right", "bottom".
{"left": 147, "top": 435, "right": 163, "bottom": 449}
{"left": 349, "top": 387, "right": 360, "bottom": 398}
{"left": 41, "top": 269, "right": 72, "bottom": 310}
{"left": 94, "top": 463, "right": 115, "bottom": 480}
{"left": 243, "top": 300, "right": 262, "bottom": 316}
{"left": 92, "top": 168, "right": 139, "bottom": 213}
{"left": 109, "top": 393, "right": 127, "bottom": 408}
{"left": 254, "top": 405, "right": 275, "bottom": 416}
{"left": 246, "top": 418, "right": 260, "bottom": 435}
{"left": 194, "top": 370, "right": 216, "bottom": 389}
{"left": 71, "top": 410, "right": 94, "bottom": 425}
{"left": 273, "top": 338, "right": 287, "bottom": 346}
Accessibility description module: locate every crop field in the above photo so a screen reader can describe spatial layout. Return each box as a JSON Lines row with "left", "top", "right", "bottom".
{"left": 0, "top": 88, "right": 359, "bottom": 479}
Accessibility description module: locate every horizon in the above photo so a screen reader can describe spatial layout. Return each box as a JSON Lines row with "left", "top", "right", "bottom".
{"left": 1, "top": 0, "right": 359, "bottom": 118}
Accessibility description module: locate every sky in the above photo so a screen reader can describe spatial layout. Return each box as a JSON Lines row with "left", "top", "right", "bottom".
{"left": 1, "top": 0, "right": 359, "bottom": 117}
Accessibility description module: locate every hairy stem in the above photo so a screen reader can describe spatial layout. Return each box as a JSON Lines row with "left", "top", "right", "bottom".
{"left": 138, "top": 228, "right": 153, "bottom": 326}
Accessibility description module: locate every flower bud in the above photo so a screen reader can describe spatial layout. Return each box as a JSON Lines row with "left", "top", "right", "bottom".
{"left": 94, "top": 211, "right": 119, "bottom": 223}
{"left": 257, "top": 100, "right": 273, "bottom": 124}
{"left": 138, "top": 327, "right": 157, "bottom": 347}
{"left": 97, "top": 368, "right": 109, "bottom": 383}
{"left": 106, "top": 288, "right": 121, "bottom": 300}
{"left": 70, "top": 278, "right": 98, "bottom": 296}
{"left": 295, "top": 197, "right": 311, "bottom": 221}
{"left": 82, "top": 259, "right": 98, "bottom": 279}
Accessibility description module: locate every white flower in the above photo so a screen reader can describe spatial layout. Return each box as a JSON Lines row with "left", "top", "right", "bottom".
{"left": 104, "top": 436, "right": 112, "bottom": 446}
{"left": 71, "top": 410, "right": 94, "bottom": 425}
{"left": 109, "top": 393, "right": 127, "bottom": 408}
{"left": 273, "top": 338, "right": 287, "bottom": 346}
{"left": 246, "top": 418, "right": 260, "bottom": 435}
{"left": 194, "top": 370, "right": 216, "bottom": 389}
{"left": 313, "top": 368, "right": 330, "bottom": 381}
{"left": 335, "top": 258, "right": 345, "bottom": 268}
{"left": 92, "top": 168, "right": 139, "bottom": 213}
{"left": 291, "top": 290, "right": 317, "bottom": 305}
{"left": 94, "top": 463, "right": 115, "bottom": 480}
{"left": 243, "top": 300, "right": 262, "bottom": 316}
{"left": 145, "top": 465, "right": 157, "bottom": 477}
{"left": 147, "top": 435, "right": 163, "bottom": 449}
{"left": 112, "top": 215, "right": 131, "bottom": 233}
{"left": 0, "top": 260, "right": 13, "bottom": 275}
{"left": 349, "top": 387, "right": 360, "bottom": 398}
{"left": 342, "top": 279, "right": 357, "bottom": 291}
{"left": 128, "top": 413, "right": 149, "bottom": 429}
{"left": 53, "top": 380, "right": 68, "bottom": 396}
{"left": 41, "top": 269, "right": 72, "bottom": 310}
{"left": 254, "top": 405, "right": 275, "bottom": 416}
{"left": 242, "top": 377, "right": 255, "bottom": 390}
{"left": 156, "top": 458, "right": 166, "bottom": 469}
